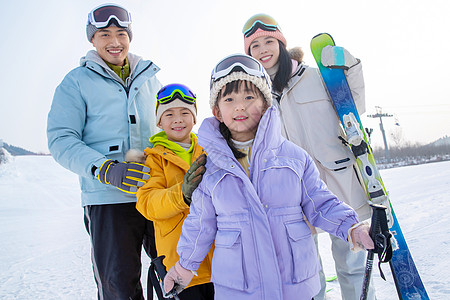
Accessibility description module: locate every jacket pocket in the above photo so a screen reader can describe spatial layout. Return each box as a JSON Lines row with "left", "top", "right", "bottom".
{"left": 160, "top": 213, "right": 185, "bottom": 237}
{"left": 89, "top": 139, "right": 124, "bottom": 160}
{"left": 285, "top": 221, "right": 320, "bottom": 283}
{"left": 317, "top": 156, "right": 355, "bottom": 171}
{"left": 292, "top": 80, "right": 329, "bottom": 105}
{"left": 211, "top": 230, "right": 246, "bottom": 291}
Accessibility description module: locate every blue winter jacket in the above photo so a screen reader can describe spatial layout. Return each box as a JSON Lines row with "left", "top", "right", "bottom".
{"left": 177, "top": 106, "right": 359, "bottom": 300}
{"left": 47, "top": 50, "right": 162, "bottom": 206}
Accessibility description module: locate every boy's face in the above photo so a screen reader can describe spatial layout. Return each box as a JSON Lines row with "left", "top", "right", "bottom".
{"left": 91, "top": 25, "right": 130, "bottom": 66}
{"left": 157, "top": 107, "right": 195, "bottom": 144}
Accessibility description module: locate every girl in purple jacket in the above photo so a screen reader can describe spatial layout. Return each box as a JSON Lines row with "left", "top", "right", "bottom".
{"left": 164, "top": 54, "right": 374, "bottom": 300}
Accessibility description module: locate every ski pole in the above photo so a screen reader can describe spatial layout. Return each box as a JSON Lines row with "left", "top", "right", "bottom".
{"left": 360, "top": 204, "right": 389, "bottom": 300}
{"left": 151, "top": 255, "right": 181, "bottom": 300}
{"left": 148, "top": 259, "right": 165, "bottom": 300}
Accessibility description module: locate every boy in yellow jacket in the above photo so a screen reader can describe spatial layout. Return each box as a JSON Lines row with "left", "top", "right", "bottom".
{"left": 136, "top": 83, "right": 214, "bottom": 299}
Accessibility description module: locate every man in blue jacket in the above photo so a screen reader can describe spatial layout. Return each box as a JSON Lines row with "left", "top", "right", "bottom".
{"left": 47, "top": 4, "right": 162, "bottom": 299}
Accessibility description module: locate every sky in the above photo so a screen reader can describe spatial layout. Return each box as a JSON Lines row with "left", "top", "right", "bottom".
{"left": 1, "top": 0, "right": 449, "bottom": 154}
{"left": 1, "top": 155, "right": 449, "bottom": 298}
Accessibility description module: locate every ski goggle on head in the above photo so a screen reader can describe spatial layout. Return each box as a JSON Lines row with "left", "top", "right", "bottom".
{"left": 156, "top": 83, "right": 197, "bottom": 105}
{"left": 210, "top": 54, "right": 270, "bottom": 87}
{"left": 242, "top": 14, "right": 280, "bottom": 38}
{"left": 87, "top": 4, "right": 132, "bottom": 28}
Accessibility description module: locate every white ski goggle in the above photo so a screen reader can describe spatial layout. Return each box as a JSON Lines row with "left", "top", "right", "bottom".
{"left": 87, "top": 4, "right": 132, "bottom": 28}
{"left": 210, "top": 54, "right": 270, "bottom": 88}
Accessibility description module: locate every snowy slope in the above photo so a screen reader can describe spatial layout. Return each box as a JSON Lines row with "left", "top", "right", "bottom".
{"left": 1, "top": 156, "right": 449, "bottom": 299}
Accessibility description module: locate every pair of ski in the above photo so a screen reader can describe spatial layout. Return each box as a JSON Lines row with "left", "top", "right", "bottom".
{"left": 311, "top": 33, "right": 429, "bottom": 300}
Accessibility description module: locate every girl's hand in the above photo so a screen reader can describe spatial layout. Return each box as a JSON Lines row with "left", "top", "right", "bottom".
{"left": 163, "top": 261, "right": 195, "bottom": 295}
{"left": 349, "top": 222, "right": 375, "bottom": 251}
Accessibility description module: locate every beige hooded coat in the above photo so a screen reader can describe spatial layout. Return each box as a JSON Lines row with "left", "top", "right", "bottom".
{"left": 272, "top": 47, "right": 370, "bottom": 221}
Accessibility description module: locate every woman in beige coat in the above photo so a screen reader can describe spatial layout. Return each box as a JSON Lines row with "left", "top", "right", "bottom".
{"left": 242, "top": 14, "right": 376, "bottom": 300}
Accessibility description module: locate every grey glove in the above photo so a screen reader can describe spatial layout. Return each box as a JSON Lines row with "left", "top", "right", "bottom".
{"left": 321, "top": 45, "right": 359, "bottom": 70}
{"left": 181, "top": 154, "right": 207, "bottom": 205}
{"left": 97, "top": 159, "right": 150, "bottom": 194}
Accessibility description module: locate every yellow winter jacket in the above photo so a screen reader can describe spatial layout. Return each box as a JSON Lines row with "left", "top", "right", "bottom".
{"left": 136, "top": 132, "right": 213, "bottom": 288}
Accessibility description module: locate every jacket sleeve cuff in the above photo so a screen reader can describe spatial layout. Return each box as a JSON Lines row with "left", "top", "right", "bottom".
{"left": 179, "top": 257, "right": 201, "bottom": 272}
{"left": 91, "top": 158, "right": 109, "bottom": 178}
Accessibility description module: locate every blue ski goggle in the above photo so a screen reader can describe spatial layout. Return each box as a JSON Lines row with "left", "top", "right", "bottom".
{"left": 87, "top": 4, "right": 132, "bottom": 28}
{"left": 156, "top": 83, "right": 197, "bottom": 105}
{"left": 242, "top": 14, "right": 280, "bottom": 38}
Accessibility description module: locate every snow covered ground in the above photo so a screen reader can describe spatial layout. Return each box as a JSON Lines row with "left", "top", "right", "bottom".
{"left": 1, "top": 155, "right": 449, "bottom": 299}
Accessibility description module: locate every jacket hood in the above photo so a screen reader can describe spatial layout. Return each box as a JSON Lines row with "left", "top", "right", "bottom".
{"left": 80, "top": 50, "right": 144, "bottom": 83}
{"left": 288, "top": 47, "right": 304, "bottom": 64}
{"left": 150, "top": 131, "right": 196, "bottom": 152}
{"left": 80, "top": 50, "right": 142, "bottom": 69}
{"left": 198, "top": 105, "right": 284, "bottom": 165}
{"left": 150, "top": 131, "right": 197, "bottom": 165}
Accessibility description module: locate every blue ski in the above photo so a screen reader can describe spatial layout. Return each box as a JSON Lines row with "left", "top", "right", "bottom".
{"left": 310, "top": 33, "right": 429, "bottom": 300}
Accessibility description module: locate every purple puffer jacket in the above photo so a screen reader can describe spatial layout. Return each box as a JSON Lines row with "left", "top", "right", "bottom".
{"left": 177, "top": 106, "right": 359, "bottom": 300}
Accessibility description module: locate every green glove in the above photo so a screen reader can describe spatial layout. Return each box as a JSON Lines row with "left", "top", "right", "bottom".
{"left": 97, "top": 159, "right": 150, "bottom": 194}
{"left": 182, "top": 154, "right": 207, "bottom": 205}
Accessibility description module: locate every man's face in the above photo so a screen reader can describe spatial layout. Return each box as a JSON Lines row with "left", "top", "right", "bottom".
{"left": 91, "top": 25, "right": 130, "bottom": 66}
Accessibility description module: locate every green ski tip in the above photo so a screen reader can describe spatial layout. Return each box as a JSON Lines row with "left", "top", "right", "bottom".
{"left": 326, "top": 275, "right": 338, "bottom": 282}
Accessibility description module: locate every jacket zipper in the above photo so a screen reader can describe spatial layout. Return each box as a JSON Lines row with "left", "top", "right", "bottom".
{"left": 88, "top": 61, "right": 155, "bottom": 96}
{"left": 124, "top": 62, "right": 154, "bottom": 95}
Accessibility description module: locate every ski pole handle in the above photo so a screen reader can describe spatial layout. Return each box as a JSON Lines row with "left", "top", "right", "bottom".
{"left": 151, "top": 255, "right": 181, "bottom": 300}
{"left": 360, "top": 204, "right": 387, "bottom": 300}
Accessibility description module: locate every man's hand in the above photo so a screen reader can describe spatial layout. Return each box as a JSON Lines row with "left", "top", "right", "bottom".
{"left": 182, "top": 154, "right": 207, "bottom": 205}
{"left": 321, "top": 45, "right": 359, "bottom": 70}
{"left": 97, "top": 160, "right": 150, "bottom": 194}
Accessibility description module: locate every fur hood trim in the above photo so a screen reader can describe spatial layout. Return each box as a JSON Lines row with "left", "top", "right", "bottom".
{"left": 288, "top": 47, "right": 304, "bottom": 64}
{"left": 125, "top": 149, "right": 146, "bottom": 163}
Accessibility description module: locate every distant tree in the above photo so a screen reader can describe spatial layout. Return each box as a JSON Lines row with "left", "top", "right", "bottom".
{"left": 0, "top": 149, "right": 5, "bottom": 164}
{"left": 389, "top": 127, "right": 403, "bottom": 148}
{"left": 3, "top": 143, "right": 36, "bottom": 156}
{"left": 373, "top": 138, "right": 450, "bottom": 168}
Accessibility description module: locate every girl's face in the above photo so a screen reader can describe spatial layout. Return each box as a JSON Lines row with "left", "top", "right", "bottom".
{"left": 213, "top": 81, "right": 267, "bottom": 142}
{"left": 249, "top": 36, "right": 280, "bottom": 69}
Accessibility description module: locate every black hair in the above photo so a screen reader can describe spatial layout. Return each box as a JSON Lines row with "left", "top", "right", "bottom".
{"left": 216, "top": 80, "right": 264, "bottom": 159}
{"left": 271, "top": 40, "right": 292, "bottom": 93}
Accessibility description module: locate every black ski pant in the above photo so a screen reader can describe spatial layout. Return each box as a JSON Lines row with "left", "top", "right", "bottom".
{"left": 84, "top": 202, "right": 157, "bottom": 300}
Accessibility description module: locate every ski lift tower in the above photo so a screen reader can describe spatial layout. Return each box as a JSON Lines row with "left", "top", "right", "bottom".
{"left": 368, "top": 106, "right": 393, "bottom": 161}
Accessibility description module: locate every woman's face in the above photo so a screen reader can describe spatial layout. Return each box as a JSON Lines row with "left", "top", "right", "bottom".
{"left": 249, "top": 36, "right": 280, "bottom": 70}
